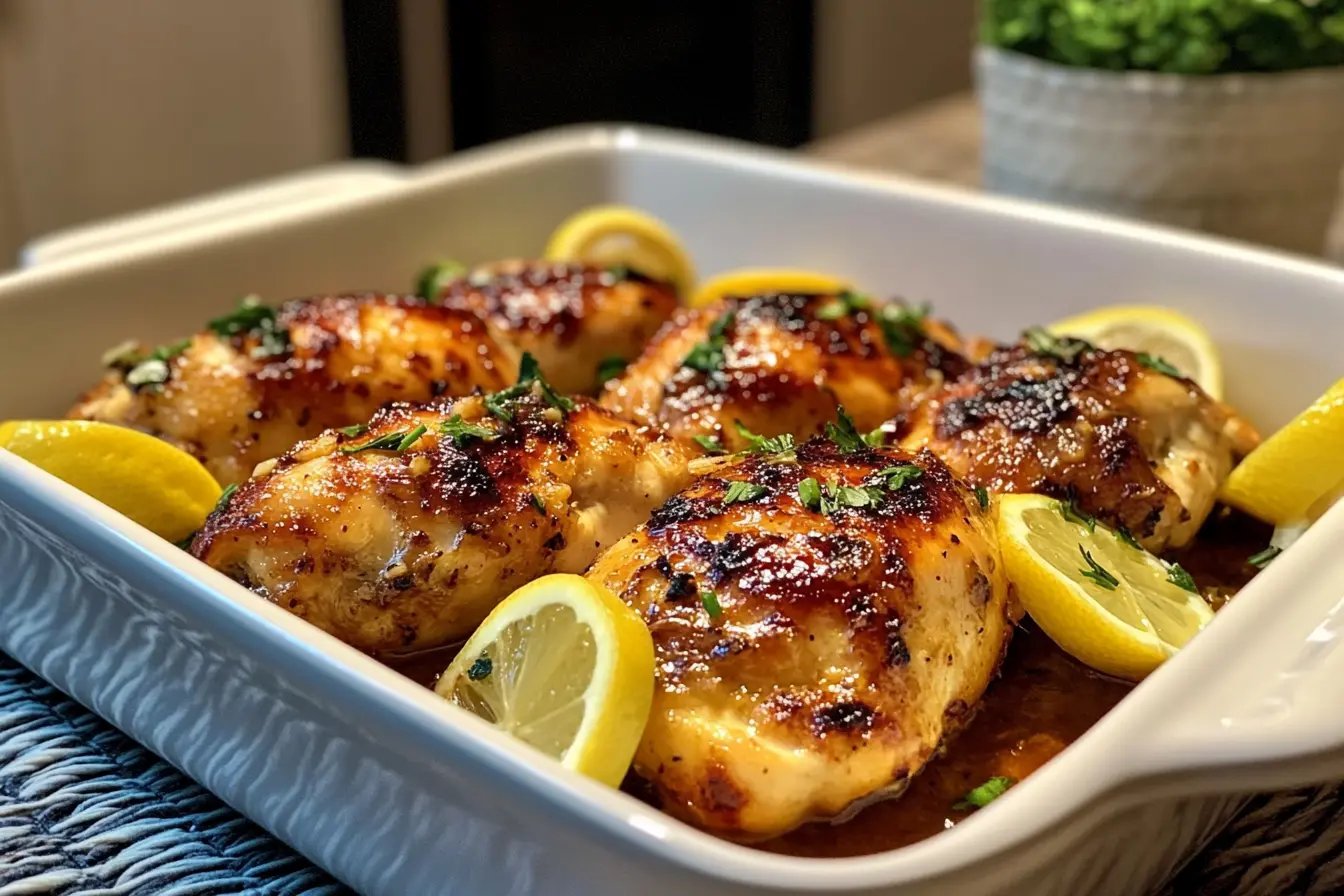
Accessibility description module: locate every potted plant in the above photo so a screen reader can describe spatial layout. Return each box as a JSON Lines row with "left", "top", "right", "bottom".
{"left": 978, "top": 1, "right": 1344, "bottom": 255}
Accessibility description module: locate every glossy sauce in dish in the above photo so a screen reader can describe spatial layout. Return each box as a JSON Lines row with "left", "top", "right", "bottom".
{"left": 387, "top": 509, "right": 1268, "bottom": 858}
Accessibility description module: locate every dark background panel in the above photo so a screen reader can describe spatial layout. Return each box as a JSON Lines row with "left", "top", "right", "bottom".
{"left": 342, "top": 0, "right": 815, "bottom": 161}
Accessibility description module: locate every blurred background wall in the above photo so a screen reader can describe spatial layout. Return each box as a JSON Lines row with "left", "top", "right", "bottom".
{"left": 0, "top": 0, "right": 973, "bottom": 264}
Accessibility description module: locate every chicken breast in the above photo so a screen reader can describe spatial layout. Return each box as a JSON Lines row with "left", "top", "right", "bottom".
{"left": 600, "top": 293, "right": 969, "bottom": 452}
{"left": 69, "top": 294, "right": 515, "bottom": 486}
{"left": 434, "top": 260, "right": 680, "bottom": 394}
{"left": 586, "top": 437, "right": 1013, "bottom": 838}
{"left": 900, "top": 339, "right": 1258, "bottom": 552}
{"left": 192, "top": 390, "right": 695, "bottom": 655}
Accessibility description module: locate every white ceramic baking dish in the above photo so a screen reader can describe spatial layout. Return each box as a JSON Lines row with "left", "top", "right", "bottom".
{"left": 1, "top": 127, "right": 1343, "bottom": 896}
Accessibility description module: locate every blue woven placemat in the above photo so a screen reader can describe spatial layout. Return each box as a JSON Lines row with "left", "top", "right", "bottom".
{"left": 0, "top": 652, "right": 345, "bottom": 896}
{"left": 6, "top": 642, "right": 1343, "bottom": 896}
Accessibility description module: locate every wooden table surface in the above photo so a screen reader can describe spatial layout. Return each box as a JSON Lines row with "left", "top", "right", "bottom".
{"left": 807, "top": 92, "right": 1344, "bottom": 263}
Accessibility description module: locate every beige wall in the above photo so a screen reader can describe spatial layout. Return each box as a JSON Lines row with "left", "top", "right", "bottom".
{"left": 814, "top": 0, "right": 976, "bottom": 138}
{"left": 0, "top": 0, "right": 347, "bottom": 261}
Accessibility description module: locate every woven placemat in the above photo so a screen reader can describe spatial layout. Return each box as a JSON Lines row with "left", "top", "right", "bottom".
{"left": 3, "top": 646, "right": 1340, "bottom": 896}
{"left": 0, "top": 653, "right": 345, "bottom": 895}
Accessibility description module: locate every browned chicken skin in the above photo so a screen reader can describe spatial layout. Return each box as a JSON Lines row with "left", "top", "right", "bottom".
{"left": 435, "top": 260, "right": 680, "bottom": 395}
{"left": 68, "top": 294, "right": 515, "bottom": 486}
{"left": 600, "top": 293, "right": 970, "bottom": 452}
{"left": 900, "top": 341, "right": 1256, "bottom": 552}
{"left": 193, "top": 391, "right": 695, "bottom": 654}
{"left": 586, "top": 438, "right": 1014, "bottom": 839}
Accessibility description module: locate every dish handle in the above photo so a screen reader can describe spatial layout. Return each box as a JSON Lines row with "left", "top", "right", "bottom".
{"left": 1115, "top": 504, "right": 1344, "bottom": 798}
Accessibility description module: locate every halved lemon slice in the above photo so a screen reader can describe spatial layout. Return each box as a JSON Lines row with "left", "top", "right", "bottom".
{"left": 1048, "top": 305, "right": 1223, "bottom": 399}
{"left": 687, "top": 268, "right": 853, "bottom": 310}
{"left": 435, "top": 574, "right": 654, "bottom": 787}
{"left": 1220, "top": 377, "right": 1344, "bottom": 526}
{"left": 0, "top": 419, "right": 222, "bottom": 542}
{"left": 544, "top": 205, "right": 696, "bottom": 298}
{"left": 997, "top": 493, "right": 1215, "bottom": 681}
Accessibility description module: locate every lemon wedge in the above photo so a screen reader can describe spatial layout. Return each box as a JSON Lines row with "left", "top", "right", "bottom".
{"left": 0, "top": 419, "right": 222, "bottom": 542}
{"left": 544, "top": 205, "right": 696, "bottom": 298}
{"left": 997, "top": 493, "right": 1215, "bottom": 681}
{"left": 435, "top": 574, "right": 654, "bottom": 787}
{"left": 1048, "top": 305, "right": 1223, "bottom": 399}
{"left": 687, "top": 268, "right": 853, "bottom": 310}
{"left": 1220, "top": 377, "right": 1344, "bottom": 526}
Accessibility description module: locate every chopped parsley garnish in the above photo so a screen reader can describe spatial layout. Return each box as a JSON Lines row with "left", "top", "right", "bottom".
{"left": 173, "top": 534, "right": 196, "bottom": 551}
{"left": 466, "top": 655, "right": 493, "bottom": 681}
{"left": 1165, "top": 561, "right": 1199, "bottom": 594}
{"left": 733, "top": 420, "right": 796, "bottom": 457}
{"left": 722, "top": 481, "right": 767, "bottom": 506}
{"left": 798, "top": 478, "right": 885, "bottom": 515}
{"left": 974, "top": 485, "right": 990, "bottom": 510}
{"left": 207, "top": 296, "right": 292, "bottom": 360}
{"left": 862, "top": 427, "right": 886, "bottom": 447}
{"left": 814, "top": 290, "right": 869, "bottom": 320}
{"left": 831, "top": 484, "right": 887, "bottom": 510}
{"left": 339, "top": 424, "right": 427, "bottom": 455}
{"left": 107, "top": 338, "right": 193, "bottom": 391}
{"left": 1116, "top": 526, "right": 1143, "bottom": 550}
{"left": 1248, "top": 545, "right": 1282, "bottom": 569}
{"left": 529, "top": 493, "right": 546, "bottom": 516}
{"left": 101, "top": 339, "right": 143, "bottom": 369}
{"left": 125, "top": 359, "right": 172, "bottom": 390}
{"left": 416, "top": 260, "right": 467, "bottom": 299}
{"left": 954, "top": 776, "right": 1016, "bottom": 810}
{"left": 595, "top": 355, "right": 627, "bottom": 383}
{"left": 876, "top": 464, "right": 923, "bottom": 491}
{"left": 1079, "top": 546, "right": 1119, "bottom": 591}
{"left": 1023, "top": 326, "right": 1092, "bottom": 364}
{"left": 484, "top": 352, "right": 576, "bottom": 422}
{"left": 798, "top": 477, "right": 823, "bottom": 511}
{"left": 877, "top": 302, "right": 929, "bottom": 357}
{"left": 681, "top": 310, "right": 735, "bottom": 374}
{"left": 604, "top": 264, "right": 631, "bottom": 281}
{"left": 701, "top": 589, "right": 723, "bottom": 618}
{"left": 824, "top": 406, "right": 868, "bottom": 453}
{"left": 338, "top": 423, "right": 369, "bottom": 438}
{"left": 439, "top": 415, "right": 496, "bottom": 447}
{"left": 1060, "top": 500, "right": 1097, "bottom": 533}
{"left": 692, "top": 434, "right": 727, "bottom": 455}
{"left": 207, "top": 295, "right": 273, "bottom": 337}
{"left": 1137, "top": 353, "right": 1183, "bottom": 378}
{"left": 214, "top": 483, "right": 238, "bottom": 515}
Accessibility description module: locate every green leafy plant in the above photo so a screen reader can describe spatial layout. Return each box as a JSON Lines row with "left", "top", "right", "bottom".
{"left": 981, "top": 0, "right": 1344, "bottom": 74}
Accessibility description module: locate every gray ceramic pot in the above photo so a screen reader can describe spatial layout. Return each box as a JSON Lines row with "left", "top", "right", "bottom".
{"left": 977, "top": 46, "right": 1344, "bottom": 255}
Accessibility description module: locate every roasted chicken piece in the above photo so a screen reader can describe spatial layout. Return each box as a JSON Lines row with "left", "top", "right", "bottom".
{"left": 434, "top": 260, "right": 680, "bottom": 394}
{"left": 192, "top": 388, "right": 695, "bottom": 654}
{"left": 900, "top": 338, "right": 1258, "bottom": 552}
{"left": 600, "top": 293, "right": 969, "bottom": 452}
{"left": 586, "top": 437, "right": 1014, "bottom": 839}
{"left": 69, "top": 294, "right": 516, "bottom": 486}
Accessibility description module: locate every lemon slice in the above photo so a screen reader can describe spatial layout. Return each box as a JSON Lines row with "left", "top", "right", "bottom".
{"left": 544, "top": 205, "right": 696, "bottom": 298}
{"left": 435, "top": 574, "right": 654, "bottom": 787}
{"left": 0, "top": 420, "right": 222, "bottom": 542}
{"left": 1220, "top": 377, "right": 1344, "bottom": 526}
{"left": 997, "top": 493, "right": 1215, "bottom": 680}
{"left": 1048, "top": 305, "right": 1223, "bottom": 399}
{"left": 687, "top": 268, "right": 853, "bottom": 310}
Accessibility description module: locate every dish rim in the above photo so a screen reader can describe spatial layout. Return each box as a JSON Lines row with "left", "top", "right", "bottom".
{"left": 2, "top": 124, "right": 1343, "bottom": 890}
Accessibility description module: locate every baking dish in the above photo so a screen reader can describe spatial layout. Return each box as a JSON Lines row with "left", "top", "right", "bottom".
{"left": 1, "top": 126, "right": 1343, "bottom": 895}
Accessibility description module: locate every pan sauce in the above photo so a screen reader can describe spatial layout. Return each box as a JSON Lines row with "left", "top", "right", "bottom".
{"left": 388, "top": 509, "right": 1269, "bottom": 858}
